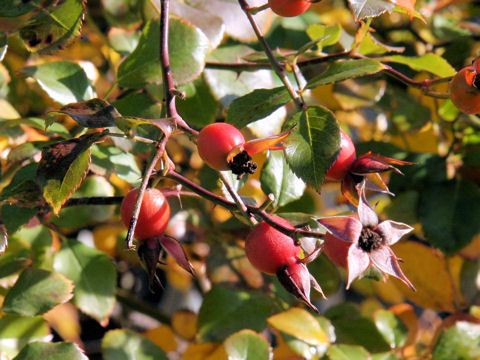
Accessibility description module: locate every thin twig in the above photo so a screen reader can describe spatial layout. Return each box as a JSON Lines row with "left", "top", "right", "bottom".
{"left": 238, "top": 0, "right": 305, "bottom": 109}
{"left": 64, "top": 196, "right": 124, "bottom": 207}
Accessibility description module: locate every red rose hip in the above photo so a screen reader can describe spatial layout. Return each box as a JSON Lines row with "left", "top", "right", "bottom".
{"left": 269, "top": 0, "right": 311, "bottom": 17}
{"left": 245, "top": 216, "right": 300, "bottom": 275}
{"left": 325, "top": 130, "right": 357, "bottom": 181}
{"left": 121, "top": 188, "right": 171, "bottom": 240}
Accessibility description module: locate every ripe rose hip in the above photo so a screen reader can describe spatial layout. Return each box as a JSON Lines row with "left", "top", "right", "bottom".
{"left": 268, "top": 0, "right": 311, "bottom": 17}
{"left": 197, "top": 122, "right": 293, "bottom": 177}
{"left": 245, "top": 216, "right": 299, "bottom": 275}
{"left": 449, "top": 61, "right": 480, "bottom": 114}
{"left": 325, "top": 130, "right": 357, "bottom": 181}
{"left": 197, "top": 123, "right": 246, "bottom": 171}
{"left": 120, "top": 188, "right": 171, "bottom": 240}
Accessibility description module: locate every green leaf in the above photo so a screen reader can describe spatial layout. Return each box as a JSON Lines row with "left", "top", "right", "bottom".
{"left": 91, "top": 145, "right": 141, "bottom": 186}
{"left": 0, "top": 257, "right": 31, "bottom": 279}
{"left": 108, "top": 28, "right": 140, "bottom": 56}
{"left": 432, "top": 15, "right": 472, "bottom": 41}
{"left": 347, "top": 0, "right": 395, "bottom": 21}
{"left": 53, "top": 238, "right": 116, "bottom": 324}
{"left": 419, "top": 180, "right": 480, "bottom": 254}
{"left": 102, "top": 329, "right": 167, "bottom": 360}
{"left": 19, "top": 0, "right": 85, "bottom": 53}
{"left": 21, "top": 61, "right": 96, "bottom": 105}
{"left": 0, "top": 315, "right": 50, "bottom": 358}
{"left": 382, "top": 54, "right": 456, "bottom": 77}
{"left": 224, "top": 330, "right": 271, "bottom": 360}
{"left": 113, "top": 91, "right": 163, "bottom": 119}
{"left": 357, "top": 32, "right": 405, "bottom": 56}
{"left": 14, "top": 225, "right": 53, "bottom": 270}
{"left": 325, "top": 303, "right": 390, "bottom": 352}
{"left": 177, "top": 76, "right": 219, "bottom": 128}
{"left": 460, "top": 260, "right": 480, "bottom": 306}
{"left": 1, "top": 204, "right": 37, "bottom": 235}
{"left": 306, "top": 59, "right": 385, "bottom": 89}
{"left": 36, "top": 131, "right": 108, "bottom": 214}
{"left": 326, "top": 344, "right": 370, "bottom": 360}
{"left": 390, "top": 92, "right": 431, "bottom": 131}
{"left": 0, "top": 0, "right": 40, "bottom": 17}
{"left": 52, "top": 99, "right": 121, "bottom": 128}
{"left": 3, "top": 268, "right": 73, "bottom": 316}
{"left": 117, "top": 18, "right": 210, "bottom": 88}
{"left": 260, "top": 151, "right": 306, "bottom": 208}
{"left": 432, "top": 321, "right": 480, "bottom": 360}
{"left": 374, "top": 310, "right": 408, "bottom": 349}
{"left": 306, "top": 24, "right": 342, "bottom": 51}
{"left": 197, "top": 285, "right": 276, "bottom": 342}
{"left": 268, "top": 308, "right": 329, "bottom": 346}
{"left": 204, "top": 45, "right": 277, "bottom": 107}
{"left": 171, "top": 0, "right": 225, "bottom": 50}
{"left": 227, "top": 87, "right": 291, "bottom": 129}
{"left": 282, "top": 106, "right": 340, "bottom": 190}
{"left": 13, "top": 342, "right": 88, "bottom": 360}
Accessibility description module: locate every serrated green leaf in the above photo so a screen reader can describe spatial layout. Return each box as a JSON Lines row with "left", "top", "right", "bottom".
{"left": 197, "top": 286, "right": 276, "bottom": 342}
{"left": 0, "top": 257, "right": 31, "bottom": 279}
{"left": 36, "top": 131, "right": 108, "bottom": 214}
{"left": 260, "top": 151, "right": 306, "bottom": 208}
{"left": 19, "top": 0, "right": 85, "bottom": 54}
{"left": 102, "top": 329, "right": 167, "bottom": 360}
{"left": 383, "top": 54, "right": 456, "bottom": 77}
{"left": 53, "top": 238, "right": 116, "bottom": 324}
{"left": 13, "top": 342, "right": 88, "bottom": 360}
{"left": 268, "top": 308, "right": 329, "bottom": 346}
{"left": 282, "top": 106, "right": 340, "bottom": 190}
{"left": 224, "top": 330, "right": 271, "bottom": 360}
{"left": 326, "top": 344, "right": 370, "bottom": 360}
{"left": 306, "top": 59, "right": 385, "bottom": 89}
{"left": 1, "top": 204, "right": 38, "bottom": 236}
{"left": 419, "top": 179, "right": 480, "bottom": 254}
{"left": 432, "top": 321, "right": 480, "bottom": 359}
{"left": 0, "top": 315, "right": 50, "bottom": 358}
{"left": 357, "top": 32, "right": 405, "bottom": 55}
{"left": 21, "top": 61, "right": 96, "bottom": 105}
{"left": 3, "top": 268, "right": 73, "bottom": 316}
{"left": 117, "top": 18, "right": 209, "bottom": 88}
{"left": 53, "top": 98, "right": 121, "bottom": 128}
{"left": 374, "top": 310, "right": 408, "bottom": 349}
{"left": 227, "top": 87, "right": 291, "bottom": 129}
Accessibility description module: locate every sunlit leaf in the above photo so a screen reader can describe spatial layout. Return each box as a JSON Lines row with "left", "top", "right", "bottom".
{"left": 91, "top": 145, "right": 142, "bottom": 186}
{"left": 306, "top": 59, "right": 385, "bottom": 89}
{"left": 3, "top": 268, "right": 73, "bottom": 316}
{"left": 0, "top": 315, "right": 50, "bottom": 358}
{"left": 19, "top": 0, "right": 85, "bottom": 53}
{"left": 373, "top": 310, "right": 408, "bottom": 349}
{"left": 347, "top": 0, "right": 395, "bottom": 21}
{"left": 326, "top": 344, "right": 371, "bottom": 360}
{"left": 306, "top": 24, "right": 342, "bottom": 51}
{"left": 260, "top": 151, "right": 306, "bottom": 208}
{"left": 382, "top": 54, "right": 456, "bottom": 77}
{"left": 282, "top": 106, "right": 340, "bottom": 190}
{"left": 102, "top": 329, "right": 167, "bottom": 360}
{"left": 36, "top": 130, "right": 108, "bottom": 214}
{"left": 392, "top": 241, "right": 462, "bottom": 312}
{"left": 53, "top": 238, "right": 116, "bottom": 325}
{"left": 432, "top": 320, "right": 480, "bottom": 359}
{"left": 268, "top": 308, "right": 329, "bottom": 346}
{"left": 143, "top": 325, "right": 177, "bottom": 353}
{"left": 117, "top": 18, "right": 210, "bottom": 88}
{"left": 21, "top": 61, "right": 96, "bottom": 105}
{"left": 224, "top": 330, "right": 271, "bottom": 360}
{"left": 13, "top": 342, "right": 88, "bottom": 360}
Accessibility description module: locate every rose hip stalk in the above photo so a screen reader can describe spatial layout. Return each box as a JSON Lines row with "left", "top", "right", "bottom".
{"left": 326, "top": 129, "right": 414, "bottom": 205}
{"left": 245, "top": 216, "right": 324, "bottom": 312}
{"left": 317, "top": 182, "right": 415, "bottom": 290}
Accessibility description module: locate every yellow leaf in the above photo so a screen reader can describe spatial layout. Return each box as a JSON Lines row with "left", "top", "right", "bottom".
{"left": 143, "top": 325, "right": 177, "bottom": 353}
{"left": 44, "top": 303, "right": 82, "bottom": 346}
{"left": 93, "top": 224, "right": 124, "bottom": 257}
{"left": 391, "top": 241, "right": 463, "bottom": 312}
{"left": 267, "top": 308, "right": 328, "bottom": 346}
{"left": 182, "top": 343, "right": 227, "bottom": 360}
{"left": 172, "top": 310, "right": 197, "bottom": 340}
{"left": 459, "top": 233, "right": 480, "bottom": 260}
